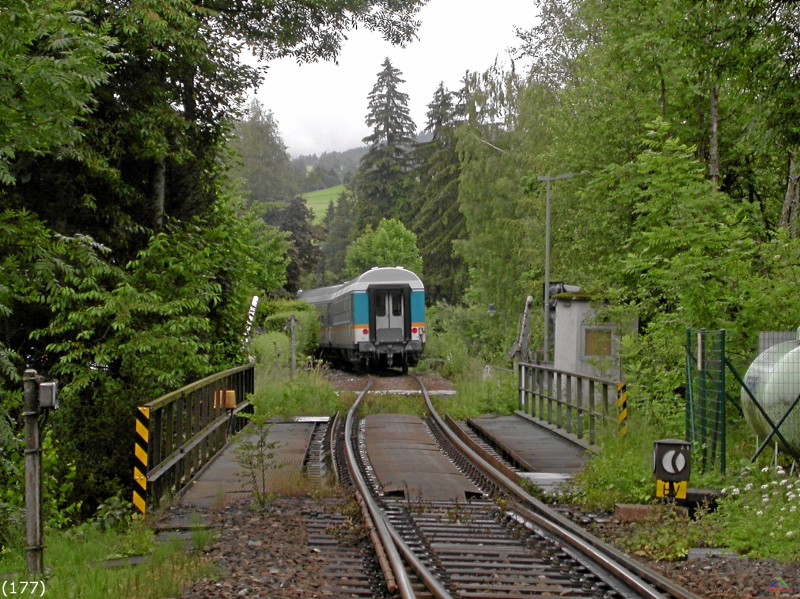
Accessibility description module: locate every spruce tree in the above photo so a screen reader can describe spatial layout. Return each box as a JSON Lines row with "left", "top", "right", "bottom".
{"left": 409, "top": 83, "right": 467, "bottom": 304}
{"left": 355, "top": 57, "right": 417, "bottom": 228}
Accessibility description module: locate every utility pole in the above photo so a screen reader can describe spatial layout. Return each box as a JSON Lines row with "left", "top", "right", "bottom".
{"left": 537, "top": 172, "right": 583, "bottom": 363}
{"left": 23, "top": 369, "right": 43, "bottom": 576}
{"left": 286, "top": 315, "right": 298, "bottom": 377}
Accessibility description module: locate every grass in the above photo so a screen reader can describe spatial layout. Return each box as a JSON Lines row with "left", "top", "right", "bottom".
{"left": 358, "top": 394, "right": 427, "bottom": 417}
{"left": 431, "top": 365, "right": 517, "bottom": 421}
{"left": 302, "top": 185, "right": 344, "bottom": 222}
{"left": 0, "top": 521, "right": 215, "bottom": 599}
{"left": 553, "top": 402, "right": 800, "bottom": 562}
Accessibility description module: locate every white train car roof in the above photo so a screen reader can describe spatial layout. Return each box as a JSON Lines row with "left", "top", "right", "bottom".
{"left": 298, "top": 267, "right": 423, "bottom": 305}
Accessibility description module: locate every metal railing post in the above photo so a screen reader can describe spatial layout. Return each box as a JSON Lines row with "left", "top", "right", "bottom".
{"left": 516, "top": 363, "right": 619, "bottom": 445}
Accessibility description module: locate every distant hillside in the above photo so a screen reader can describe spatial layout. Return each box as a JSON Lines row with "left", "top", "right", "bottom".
{"left": 302, "top": 184, "right": 345, "bottom": 223}
{"left": 294, "top": 146, "right": 368, "bottom": 186}
{"left": 294, "top": 133, "right": 434, "bottom": 187}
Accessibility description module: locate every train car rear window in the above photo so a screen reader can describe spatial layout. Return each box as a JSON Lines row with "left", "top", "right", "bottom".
{"left": 392, "top": 292, "right": 402, "bottom": 316}
{"left": 376, "top": 291, "right": 387, "bottom": 317}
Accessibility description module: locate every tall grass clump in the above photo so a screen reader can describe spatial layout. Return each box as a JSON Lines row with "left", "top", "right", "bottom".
{"left": 249, "top": 332, "right": 345, "bottom": 419}
{"left": 563, "top": 419, "right": 659, "bottom": 510}
{"left": 436, "top": 368, "right": 517, "bottom": 421}
{"left": 561, "top": 385, "right": 684, "bottom": 508}
{"left": 358, "top": 395, "right": 427, "bottom": 417}
{"left": 0, "top": 515, "right": 212, "bottom": 599}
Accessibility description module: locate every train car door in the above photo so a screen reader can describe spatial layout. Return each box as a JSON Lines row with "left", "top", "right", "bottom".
{"left": 372, "top": 288, "right": 408, "bottom": 343}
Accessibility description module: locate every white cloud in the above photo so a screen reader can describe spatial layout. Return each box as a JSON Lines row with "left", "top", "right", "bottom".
{"left": 256, "top": 0, "right": 538, "bottom": 156}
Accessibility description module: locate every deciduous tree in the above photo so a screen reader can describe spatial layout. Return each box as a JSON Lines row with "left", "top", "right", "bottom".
{"left": 345, "top": 218, "right": 422, "bottom": 278}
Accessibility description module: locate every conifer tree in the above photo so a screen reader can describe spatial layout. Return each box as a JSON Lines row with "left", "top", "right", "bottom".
{"left": 409, "top": 83, "right": 467, "bottom": 304}
{"left": 355, "top": 57, "right": 417, "bottom": 228}
{"left": 317, "top": 189, "right": 359, "bottom": 284}
{"left": 231, "top": 99, "right": 301, "bottom": 206}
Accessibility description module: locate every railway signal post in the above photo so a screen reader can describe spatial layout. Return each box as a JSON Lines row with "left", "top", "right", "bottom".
{"left": 653, "top": 439, "right": 691, "bottom": 500}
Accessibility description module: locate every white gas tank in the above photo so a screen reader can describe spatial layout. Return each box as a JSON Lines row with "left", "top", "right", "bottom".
{"left": 742, "top": 334, "right": 800, "bottom": 455}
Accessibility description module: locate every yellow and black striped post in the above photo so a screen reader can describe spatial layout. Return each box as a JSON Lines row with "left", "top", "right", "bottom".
{"left": 132, "top": 407, "right": 150, "bottom": 515}
{"left": 616, "top": 383, "right": 628, "bottom": 437}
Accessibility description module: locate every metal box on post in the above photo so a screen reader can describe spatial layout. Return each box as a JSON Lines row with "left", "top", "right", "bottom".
{"left": 653, "top": 439, "right": 691, "bottom": 500}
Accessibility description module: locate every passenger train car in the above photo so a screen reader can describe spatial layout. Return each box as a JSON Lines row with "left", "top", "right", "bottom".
{"left": 298, "top": 267, "right": 425, "bottom": 372}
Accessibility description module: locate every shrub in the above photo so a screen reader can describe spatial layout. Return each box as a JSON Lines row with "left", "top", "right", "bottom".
{"left": 260, "top": 301, "right": 320, "bottom": 358}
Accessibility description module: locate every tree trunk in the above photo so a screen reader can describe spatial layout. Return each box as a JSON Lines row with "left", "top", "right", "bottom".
{"left": 708, "top": 83, "right": 720, "bottom": 187}
{"left": 780, "top": 149, "right": 799, "bottom": 239}
{"left": 655, "top": 63, "right": 667, "bottom": 119}
{"left": 151, "top": 157, "right": 165, "bottom": 231}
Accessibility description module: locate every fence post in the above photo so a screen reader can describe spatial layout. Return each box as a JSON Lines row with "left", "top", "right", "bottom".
{"left": 132, "top": 407, "right": 151, "bottom": 515}
{"left": 616, "top": 383, "right": 628, "bottom": 437}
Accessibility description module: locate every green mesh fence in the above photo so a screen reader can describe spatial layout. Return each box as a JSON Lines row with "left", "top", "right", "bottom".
{"left": 685, "top": 329, "right": 726, "bottom": 474}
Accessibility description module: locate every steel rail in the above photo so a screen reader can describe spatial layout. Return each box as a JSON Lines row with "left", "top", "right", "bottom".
{"left": 344, "top": 378, "right": 453, "bottom": 599}
{"left": 383, "top": 520, "right": 453, "bottom": 599}
{"left": 343, "top": 379, "right": 415, "bottom": 599}
{"left": 412, "top": 374, "right": 701, "bottom": 599}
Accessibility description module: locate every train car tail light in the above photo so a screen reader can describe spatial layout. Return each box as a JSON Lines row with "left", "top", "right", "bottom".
{"left": 411, "top": 327, "right": 418, "bottom": 334}
{"left": 362, "top": 328, "right": 369, "bottom": 336}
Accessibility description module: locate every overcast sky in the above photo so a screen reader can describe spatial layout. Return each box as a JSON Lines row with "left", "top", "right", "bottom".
{"left": 254, "top": 0, "right": 538, "bottom": 157}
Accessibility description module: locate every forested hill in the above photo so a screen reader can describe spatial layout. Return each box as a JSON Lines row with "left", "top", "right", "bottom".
{"left": 295, "top": 146, "right": 368, "bottom": 186}
{"left": 294, "top": 131, "right": 433, "bottom": 187}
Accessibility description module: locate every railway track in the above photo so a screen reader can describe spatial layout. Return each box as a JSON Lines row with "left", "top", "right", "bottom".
{"left": 337, "top": 374, "right": 701, "bottom": 599}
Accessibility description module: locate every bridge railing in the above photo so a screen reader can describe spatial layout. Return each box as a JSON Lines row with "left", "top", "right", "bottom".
{"left": 517, "top": 362, "right": 621, "bottom": 446}
{"left": 132, "top": 364, "right": 255, "bottom": 515}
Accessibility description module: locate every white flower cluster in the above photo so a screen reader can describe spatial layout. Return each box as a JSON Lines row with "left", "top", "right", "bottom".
{"left": 724, "top": 467, "right": 800, "bottom": 542}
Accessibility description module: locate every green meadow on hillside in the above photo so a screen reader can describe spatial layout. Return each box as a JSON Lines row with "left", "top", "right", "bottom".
{"left": 303, "top": 185, "right": 344, "bottom": 222}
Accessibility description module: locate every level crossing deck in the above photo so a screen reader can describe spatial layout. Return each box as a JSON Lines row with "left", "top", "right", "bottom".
{"left": 156, "top": 411, "right": 590, "bottom": 530}
{"left": 176, "top": 421, "right": 317, "bottom": 509}
{"left": 467, "top": 413, "right": 590, "bottom": 492}
{"left": 363, "top": 414, "right": 482, "bottom": 502}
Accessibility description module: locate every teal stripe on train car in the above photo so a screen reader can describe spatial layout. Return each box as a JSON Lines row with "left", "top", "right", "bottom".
{"left": 353, "top": 292, "right": 369, "bottom": 325}
{"left": 411, "top": 290, "right": 426, "bottom": 322}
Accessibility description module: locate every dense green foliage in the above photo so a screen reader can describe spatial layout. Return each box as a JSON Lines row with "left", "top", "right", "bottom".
{"left": 312, "top": 0, "right": 800, "bottom": 418}
{"left": 230, "top": 100, "right": 322, "bottom": 292}
{"left": 344, "top": 218, "right": 423, "bottom": 278}
{"left": 406, "top": 83, "right": 467, "bottom": 304}
{"left": 0, "top": 0, "right": 426, "bottom": 524}
{"left": 258, "top": 299, "right": 321, "bottom": 359}
{"left": 230, "top": 99, "right": 302, "bottom": 205}
{"left": 0, "top": 1, "right": 114, "bottom": 185}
